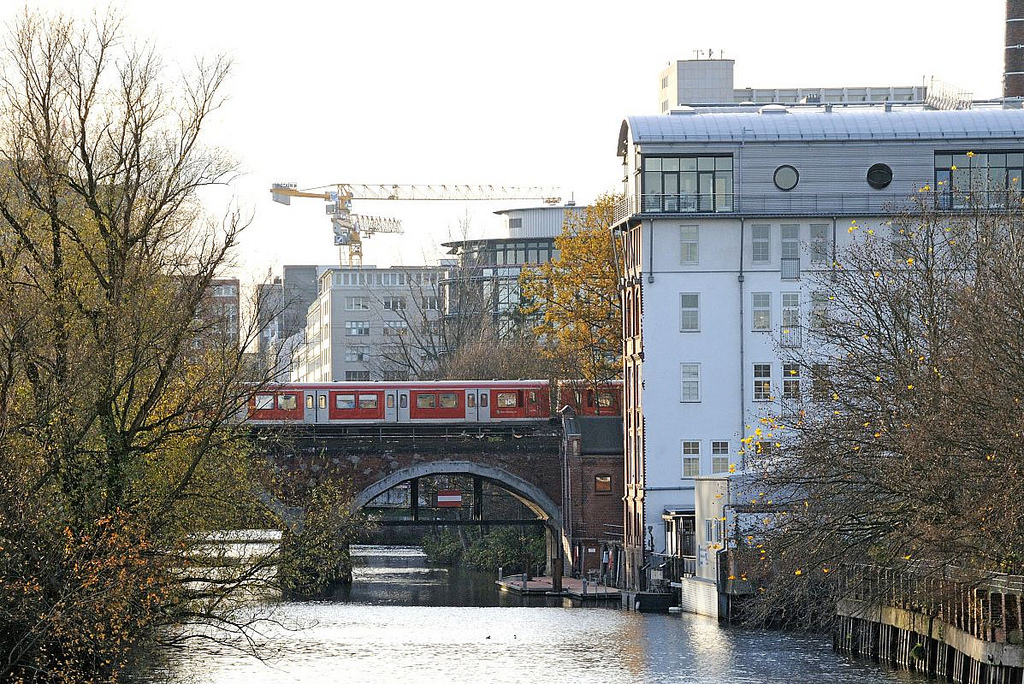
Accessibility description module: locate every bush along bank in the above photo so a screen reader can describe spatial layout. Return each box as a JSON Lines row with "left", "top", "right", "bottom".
{"left": 422, "top": 527, "right": 545, "bottom": 575}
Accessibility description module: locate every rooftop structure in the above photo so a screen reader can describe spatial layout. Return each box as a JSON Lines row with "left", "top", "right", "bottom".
{"left": 658, "top": 58, "right": 927, "bottom": 113}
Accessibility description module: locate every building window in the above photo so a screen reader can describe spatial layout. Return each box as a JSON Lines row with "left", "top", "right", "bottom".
{"left": 752, "top": 292, "right": 771, "bottom": 331}
{"left": 345, "top": 346, "right": 370, "bottom": 362}
{"left": 810, "top": 224, "right": 830, "bottom": 264}
{"left": 680, "top": 225, "right": 699, "bottom": 264}
{"left": 682, "top": 441, "right": 701, "bottom": 477}
{"left": 423, "top": 296, "right": 440, "bottom": 311}
{"left": 781, "top": 292, "right": 801, "bottom": 346}
{"left": 508, "top": 217, "right": 523, "bottom": 230}
{"left": 934, "top": 151, "right": 1024, "bottom": 208}
{"left": 383, "top": 321, "right": 408, "bottom": 336}
{"left": 753, "top": 364, "right": 772, "bottom": 401}
{"left": 867, "top": 163, "right": 893, "bottom": 190}
{"left": 811, "top": 364, "right": 831, "bottom": 401}
{"left": 781, "top": 224, "right": 800, "bottom": 279}
{"left": 594, "top": 474, "right": 612, "bottom": 493}
{"left": 810, "top": 292, "right": 828, "bottom": 329}
{"left": 345, "top": 321, "right": 371, "bottom": 336}
{"left": 345, "top": 371, "right": 370, "bottom": 381}
{"left": 680, "top": 363, "right": 700, "bottom": 402}
{"left": 711, "top": 441, "right": 730, "bottom": 473}
{"left": 751, "top": 225, "right": 770, "bottom": 264}
{"left": 383, "top": 297, "right": 406, "bottom": 311}
{"left": 345, "top": 296, "right": 370, "bottom": 311}
{"left": 661, "top": 75, "right": 669, "bottom": 89}
{"left": 382, "top": 371, "right": 409, "bottom": 381}
{"left": 783, "top": 363, "right": 801, "bottom": 400}
{"left": 643, "top": 156, "right": 733, "bottom": 213}
{"left": 680, "top": 293, "right": 700, "bottom": 332}
{"left": 773, "top": 165, "right": 799, "bottom": 191}
{"left": 380, "top": 272, "right": 408, "bottom": 286}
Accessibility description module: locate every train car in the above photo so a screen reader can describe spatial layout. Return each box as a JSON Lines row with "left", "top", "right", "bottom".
{"left": 556, "top": 380, "right": 623, "bottom": 416}
{"left": 247, "top": 380, "right": 551, "bottom": 425}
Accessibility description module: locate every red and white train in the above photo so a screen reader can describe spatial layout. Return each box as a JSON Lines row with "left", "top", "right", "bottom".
{"left": 247, "top": 379, "right": 621, "bottom": 425}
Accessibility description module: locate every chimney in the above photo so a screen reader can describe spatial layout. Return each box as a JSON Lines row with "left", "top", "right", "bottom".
{"left": 1006, "top": 0, "right": 1024, "bottom": 98}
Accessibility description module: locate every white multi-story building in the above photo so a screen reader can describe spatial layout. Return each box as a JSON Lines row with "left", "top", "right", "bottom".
{"left": 291, "top": 265, "right": 444, "bottom": 382}
{"left": 612, "top": 101, "right": 1024, "bottom": 591}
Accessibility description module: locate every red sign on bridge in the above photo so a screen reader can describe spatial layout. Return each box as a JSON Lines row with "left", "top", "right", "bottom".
{"left": 436, "top": 490, "right": 462, "bottom": 507}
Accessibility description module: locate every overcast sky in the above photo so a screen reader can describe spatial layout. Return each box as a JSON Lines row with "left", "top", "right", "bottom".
{"left": 21, "top": 0, "right": 1007, "bottom": 280}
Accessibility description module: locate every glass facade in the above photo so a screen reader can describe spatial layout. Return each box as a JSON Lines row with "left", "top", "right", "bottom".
{"left": 642, "top": 155, "right": 733, "bottom": 213}
{"left": 935, "top": 151, "right": 1024, "bottom": 208}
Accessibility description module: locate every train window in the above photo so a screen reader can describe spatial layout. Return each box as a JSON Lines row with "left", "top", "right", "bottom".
{"left": 439, "top": 393, "right": 458, "bottom": 409}
{"left": 336, "top": 394, "right": 356, "bottom": 409}
{"left": 318, "top": 395, "right": 327, "bottom": 409}
{"left": 598, "top": 393, "right": 614, "bottom": 408}
{"left": 497, "top": 392, "right": 518, "bottom": 408}
{"left": 480, "top": 393, "right": 488, "bottom": 407}
{"left": 387, "top": 394, "right": 395, "bottom": 409}
{"left": 400, "top": 394, "right": 408, "bottom": 409}
{"left": 255, "top": 394, "right": 274, "bottom": 410}
{"left": 416, "top": 394, "right": 436, "bottom": 409}
{"left": 277, "top": 394, "right": 297, "bottom": 411}
{"left": 359, "top": 395, "right": 378, "bottom": 410}
{"left": 305, "top": 395, "right": 314, "bottom": 409}
{"left": 528, "top": 391, "right": 537, "bottom": 403}
{"left": 467, "top": 394, "right": 476, "bottom": 408}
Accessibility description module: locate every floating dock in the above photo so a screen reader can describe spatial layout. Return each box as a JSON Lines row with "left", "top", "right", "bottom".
{"left": 496, "top": 574, "right": 620, "bottom": 601}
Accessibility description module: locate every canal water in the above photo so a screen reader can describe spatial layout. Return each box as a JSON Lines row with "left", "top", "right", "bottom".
{"left": 145, "top": 545, "right": 928, "bottom": 684}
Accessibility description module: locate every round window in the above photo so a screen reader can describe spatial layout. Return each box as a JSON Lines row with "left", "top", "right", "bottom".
{"left": 866, "top": 163, "right": 893, "bottom": 190}
{"left": 773, "top": 165, "right": 799, "bottom": 191}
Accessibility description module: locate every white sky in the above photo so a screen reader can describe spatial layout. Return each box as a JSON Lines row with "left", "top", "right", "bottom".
{"left": 19, "top": 0, "right": 1008, "bottom": 282}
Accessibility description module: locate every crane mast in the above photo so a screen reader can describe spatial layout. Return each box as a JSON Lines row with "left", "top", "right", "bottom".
{"left": 270, "top": 182, "right": 562, "bottom": 266}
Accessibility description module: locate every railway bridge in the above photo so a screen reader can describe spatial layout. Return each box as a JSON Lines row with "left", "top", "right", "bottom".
{"left": 254, "top": 420, "right": 570, "bottom": 579}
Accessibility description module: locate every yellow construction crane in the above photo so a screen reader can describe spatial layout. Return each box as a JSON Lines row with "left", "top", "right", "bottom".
{"left": 270, "top": 183, "right": 562, "bottom": 266}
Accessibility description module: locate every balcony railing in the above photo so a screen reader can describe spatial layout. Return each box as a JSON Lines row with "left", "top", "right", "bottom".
{"left": 613, "top": 191, "right": 1024, "bottom": 225}
{"left": 779, "top": 325, "right": 802, "bottom": 347}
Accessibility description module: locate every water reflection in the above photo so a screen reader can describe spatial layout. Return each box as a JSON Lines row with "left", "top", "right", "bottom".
{"left": 146, "top": 545, "right": 926, "bottom": 684}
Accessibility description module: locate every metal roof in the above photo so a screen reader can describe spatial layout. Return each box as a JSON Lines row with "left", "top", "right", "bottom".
{"left": 618, "top": 106, "right": 1024, "bottom": 153}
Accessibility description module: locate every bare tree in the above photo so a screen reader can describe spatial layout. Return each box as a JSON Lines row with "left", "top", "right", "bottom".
{"left": 0, "top": 9, "right": 346, "bottom": 680}
{"left": 740, "top": 194, "right": 1024, "bottom": 626}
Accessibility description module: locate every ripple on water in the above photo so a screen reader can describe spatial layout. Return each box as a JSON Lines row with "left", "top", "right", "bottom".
{"left": 144, "top": 546, "right": 930, "bottom": 684}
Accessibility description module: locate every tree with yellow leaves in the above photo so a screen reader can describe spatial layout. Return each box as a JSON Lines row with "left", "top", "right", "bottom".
{"left": 0, "top": 9, "right": 354, "bottom": 681}
{"left": 738, "top": 191, "right": 1024, "bottom": 628}
{"left": 520, "top": 194, "right": 622, "bottom": 401}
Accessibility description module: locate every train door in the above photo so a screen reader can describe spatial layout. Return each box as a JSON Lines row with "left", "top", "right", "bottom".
{"left": 384, "top": 390, "right": 398, "bottom": 422}
{"left": 396, "top": 389, "right": 410, "bottom": 422}
{"left": 304, "top": 390, "right": 329, "bottom": 423}
{"left": 303, "top": 391, "right": 316, "bottom": 423}
{"left": 475, "top": 390, "right": 491, "bottom": 422}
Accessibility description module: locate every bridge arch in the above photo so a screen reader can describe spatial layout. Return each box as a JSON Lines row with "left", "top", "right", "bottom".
{"left": 352, "top": 460, "right": 561, "bottom": 530}
{"left": 353, "top": 460, "right": 568, "bottom": 574}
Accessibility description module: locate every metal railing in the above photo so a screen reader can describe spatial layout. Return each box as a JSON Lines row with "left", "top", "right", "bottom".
{"left": 842, "top": 564, "right": 1024, "bottom": 644}
{"left": 613, "top": 191, "right": 1024, "bottom": 225}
